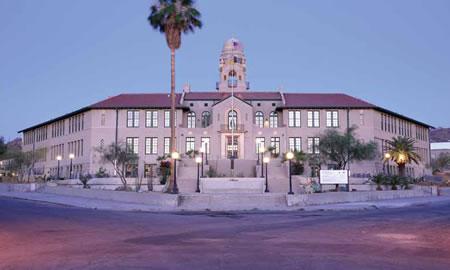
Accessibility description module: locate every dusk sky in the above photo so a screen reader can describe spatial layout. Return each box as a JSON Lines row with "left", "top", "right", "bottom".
{"left": 1, "top": 0, "right": 449, "bottom": 140}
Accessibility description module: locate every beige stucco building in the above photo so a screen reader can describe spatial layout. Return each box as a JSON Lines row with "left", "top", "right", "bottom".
{"left": 20, "top": 38, "right": 431, "bottom": 183}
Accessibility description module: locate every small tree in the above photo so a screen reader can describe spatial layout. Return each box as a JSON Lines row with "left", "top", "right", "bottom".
{"left": 0, "top": 136, "right": 7, "bottom": 157}
{"left": 282, "top": 150, "right": 307, "bottom": 175}
{"left": 385, "top": 136, "right": 421, "bottom": 177}
{"left": 431, "top": 153, "right": 450, "bottom": 173}
{"left": 95, "top": 142, "right": 138, "bottom": 190}
{"left": 5, "top": 151, "right": 34, "bottom": 182}
{"left": 318, "top": 126, "right": 377, "bottom": 170}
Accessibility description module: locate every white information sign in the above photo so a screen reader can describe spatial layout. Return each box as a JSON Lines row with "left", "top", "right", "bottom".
{"left": 319, "top": 170, "right": 349, "bottom": 185}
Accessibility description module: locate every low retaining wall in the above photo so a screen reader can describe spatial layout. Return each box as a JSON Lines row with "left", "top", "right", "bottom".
{"left": 54, "top": 177, "right": 155, "bottom": 191}
{"left": 200, "top": 177, "right": 265, "bottom": 194}
{"left": 0, "top": 183, "right": 46, "bottom": 192}
{"left": 287, "top": 186, "right": 436, "bottom": 207}
{"left": 40, "top": 186, "right": 178, "bottom": 208}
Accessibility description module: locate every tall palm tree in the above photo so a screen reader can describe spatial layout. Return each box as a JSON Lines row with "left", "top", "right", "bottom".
{"left": 148, "top": 0, "right": 202, "bottom": 193}
{"left": 385, "top": 136, "right": 421, "bottom": 177}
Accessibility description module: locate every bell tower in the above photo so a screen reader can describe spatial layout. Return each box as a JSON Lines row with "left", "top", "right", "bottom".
{"left": 216, "top": 38, "right": 249, "bottom": 92}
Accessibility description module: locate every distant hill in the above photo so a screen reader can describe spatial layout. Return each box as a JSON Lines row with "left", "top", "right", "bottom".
{"left": 430, "top": 128, "right": 450, "bottom": 143}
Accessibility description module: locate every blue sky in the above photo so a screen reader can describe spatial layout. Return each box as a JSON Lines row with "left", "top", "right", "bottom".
{"left": 1, "top": 0, "right": 449, "bottom": 140}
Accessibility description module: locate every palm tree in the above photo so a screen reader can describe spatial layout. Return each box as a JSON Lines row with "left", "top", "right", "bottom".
{"left": 148, "top": 0, "right": 202, "bottom": 193}
{"left": 385, "top": 136, "right": 421, "bottom": 177}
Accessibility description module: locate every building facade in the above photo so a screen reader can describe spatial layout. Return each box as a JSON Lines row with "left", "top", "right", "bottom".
{"left": 20, "top": 38, "right": 431, "bottom": 180}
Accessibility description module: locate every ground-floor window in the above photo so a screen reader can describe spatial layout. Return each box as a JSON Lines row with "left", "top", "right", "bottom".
{"left": 255, "top": 137, "right": 265, "bottom": 153}
{"left": 307, "top": 137, "right": 320, "bottom": 154}
{"left": 201, "top": 137, "right": 210, "bottom": 154}
{"left": 288, "top": 137, "right": 301, "bottom": 152}
{"left": 185, "top": 137, "right": 195, "bottom": 153}
{"left": 270, "top": 137, "right": 280, "bottom": 155}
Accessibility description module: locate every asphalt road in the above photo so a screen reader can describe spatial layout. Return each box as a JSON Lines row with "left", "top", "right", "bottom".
{"left": 0, "top": 197, "right": 449, "bottom": 270}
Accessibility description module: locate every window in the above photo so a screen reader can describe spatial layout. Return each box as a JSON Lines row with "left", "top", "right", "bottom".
{"left": 289, "top": 137, "right": 302, "bottom": 152}
{"left": 187, "top": 112, "right": 196, "bottom": 128}
{"left": 127, "top": 110, "right": 139, "bottom": 128}
{"left": 228, "top": 110, "right": 237, "bottom": 130}
{"left": 164, "top": 110, "right": 177, "bottom": 128}
{"left": 201, "top": 111, "right": 211, "bottom": 128}
{"left": 255, "top": 137, "right": 265, "bottom": 153}
{"left": 145, "top": 137, "right": 158, "bottom": 155}
{"left": 228, "top": 70, "right": 237, "bottom": 87}
{"left": 164, "top": 137, "right": 170, "bottom": 154}
{"left": 185, "top": 137, "right": 195, "bottom": 153}
{"left": 326, "top": 110, "right": 339, "bottom": 127}
{"left": 307, "top": 137, "right": 320, "bottom": 154}
{"left": 288, "top": 110, "right": 301, "bottom": 127}
{"left": 146, "top": 111, "right": 158, "bottom": 128}
{"left": 126, "top": 137, "right": 139, "bottom": 154}
{"left": 359, "top": 110, "right": 365, "bottom": 126}
{"left": 270, "top": 137, "right": 280, "bottom": 154}
{"left": 307, "top": 110, "right": 320, "bottom": 127}
{"left": 269, "top": 111, "right": 278, "bottom": 128}
{"left": 201, "top": 137, "right": 210, "bottom": 154}
{"left": 255, "top": 111, "right": 264, "bottom": 128}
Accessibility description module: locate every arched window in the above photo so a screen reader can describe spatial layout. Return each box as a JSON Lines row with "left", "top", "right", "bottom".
{"left": 269, "top": 111, "right": 278, "bottom": 128}
{"left": 187, "top": 112, "right": 196, "bottom": 128}
{"left": 228, "top": 110, "right": 237, "bottom": 130}
{"left": 228, "top": 70, "right": 237, "bottom": 87}
{"left": 201, "top": 111, "right": 211, "bottom": 128}
{"left": 255, "top": 111, "right": 264, "bottom": 128}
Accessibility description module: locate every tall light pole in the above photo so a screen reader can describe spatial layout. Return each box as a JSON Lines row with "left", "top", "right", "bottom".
{"left": 171, "top": 151, "right": 180, "bottom": 194}
{"left": 69, "top": 153, "right": 75, "bottom": 179}
{"left": 257, "top": 142, "right": 261, "bottom": 165}
{"left": 199, "top": 147, "right": 205, "bottom": 177}
{"left": 195, "top": 156, "right": 202, "bottom": 193}
{"left": 56, "top": 155, "right": 62, "bottom": 180}
{"left": 384, "top": 152, "right": 391, "bottom": 175}
{"left": 205, "top": 142, "right": 209, "bottom": 165}
{"left": 263, "top": 156, "right": 270, "bottom": 193}
{"left": 259, "top": 145, "right": 265, "bottom": 177}
{"left": 286, "top": 151, "right": 294, "bottom": 194}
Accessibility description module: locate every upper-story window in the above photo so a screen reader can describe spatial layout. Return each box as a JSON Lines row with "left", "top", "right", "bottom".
{"left": 326, "top": 111, "right": 339, "bottom": 128}
{"left": 228, "top": 70, "right": 237, "bottom": 88}
{"left": 187, "top": 112, "right": 196, "bottom": 128}
{"left": 164, "top": 110, "right": 177, "bottom": 128}
{"left": 201, "top": 111, "right": 211, "bottom": 128}
{"left": 307, "top": 110, "right": 320, "bottom": 128}
{"left": 127, "top": 110, "right": 139, "bottom": 128}
{"left": 269, "top": 111, "right": 278, "bottom": 128}
{"left": 228, "top": 110, "right": 237, "bottom": 130}
{"left": 255, "top": 111, "right": 264, "bottom": 128}
{"left": 288, "top": 110, "right": 301, "bottom": 127}
{"left": 146, "top": 111, "right": 158, "bottom": 128}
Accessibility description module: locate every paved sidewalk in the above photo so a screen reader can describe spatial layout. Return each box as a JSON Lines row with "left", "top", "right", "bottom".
{"left": 1, "top": 190, "right": 449, "bottom": 213}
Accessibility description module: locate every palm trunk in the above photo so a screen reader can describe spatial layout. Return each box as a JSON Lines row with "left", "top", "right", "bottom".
{"left": 168, "top": 48, "right": 176, "bottom": 193}
{"left": 398, "top": 163, "right": 406, "bottom": 177}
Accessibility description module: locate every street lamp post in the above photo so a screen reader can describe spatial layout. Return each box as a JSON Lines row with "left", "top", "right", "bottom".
{"left": 205, "top": 142, "right": 209, "bottom": 165}
{"left": 286, "top": 151, "right": 294, "bottom": 195}
{"left": 69, "top": 153, "right": 75, "bottom": 179}
{"left": 195, "top": 156, "right": 202, "bottom": 193}
{"left": 199, "top": 147, "right": 205, "bottom": 177}
{"left": 56, "top": 155, "right": 62, "bottom": 180}
{"left": 263, "top": 156, "right": 270, "bottom": 192}
{"left": 257, "top": 143, "right": 261, "bottom": 165}
{"left": 384, "top": 152, "right": 391, "bottom": 175}
{"left": 171, "top": 152, "right": 180, "bottom": 194}
{"left": 259, "top": 145, "right": 265, "bottom": 177}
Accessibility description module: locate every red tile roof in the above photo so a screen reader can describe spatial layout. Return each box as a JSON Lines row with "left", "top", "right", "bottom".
{"left": 18, "top": 91, "right": 432, "bottom": 132}
{"left": 184, "top": 91, "right": 282, "bottom": 101}
{"left": 282, "top": 93, "right": 376, "bottom": 108}
{"left": 90, "top": 93, "right": 185, "bottom": 109}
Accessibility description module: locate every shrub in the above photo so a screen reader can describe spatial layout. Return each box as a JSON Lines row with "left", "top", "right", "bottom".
{"left": 370, "top": 173, "right": 386, "bottom": 191}
{"left": 206, "top": 167, "right": 217, "bottom": 178}
{"left": 159, "top": 160, "right": 171, "bottom": 185}
{"left": 385, "top": 175, "right": 404, "bottom": 190}
{"left": 115, "top": 185, "right": 133, "bottom": 191}
{"left": 79, "top": 174, "right": 92, "bottom": 189}
{"left": 95, "top": 167, "right": 110, "bottom": 178}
